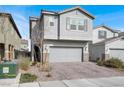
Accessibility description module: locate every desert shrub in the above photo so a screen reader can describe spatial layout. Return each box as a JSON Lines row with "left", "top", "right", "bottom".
{"left": 104, "top": 58, "right": 123, "bottom": 68}
{"left": 121, "top": 65, "right": 124, "bottom": 69}
{"left": 97, "top": 60, "right": 104, "bottom": 66}
{"left": 19, "top": 57, "right": 30, "bottom": 71}
{"left": 20, "top": 73, "right": 37, "bottom": 83}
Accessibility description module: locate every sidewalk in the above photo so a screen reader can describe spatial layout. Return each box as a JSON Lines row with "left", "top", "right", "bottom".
{"left": 19, "top": 76, "right": 124, "bottom": 87}
{"left": 1, "top": 76, "right": 124, "bottom": 87}
{"left": 0, "top": 76, "right": 124, "bottom": 87}
{"left": 0, "top": 73, "right": 21, "bottom": 87}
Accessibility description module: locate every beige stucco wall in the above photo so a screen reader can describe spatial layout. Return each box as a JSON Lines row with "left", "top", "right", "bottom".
{"left": 43, "top": 9, "right": 93, "bottom": 41}
{"left": 0, "top": 16, "right": 21, "bottom": 60}
{"left": 60, "top": 10, "right": 93, "bottom": 41}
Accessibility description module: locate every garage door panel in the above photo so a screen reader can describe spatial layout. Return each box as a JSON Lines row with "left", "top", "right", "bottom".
{"left": 49, "top": 47, "right": 82, "bottom": 62}
{"left": 110, "top": 49, "right": 124, "bottom": 61}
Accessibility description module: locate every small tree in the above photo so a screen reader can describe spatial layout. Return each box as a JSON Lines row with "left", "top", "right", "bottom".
{"left": 31, "top": 17, "right": 51, "bottom": 77}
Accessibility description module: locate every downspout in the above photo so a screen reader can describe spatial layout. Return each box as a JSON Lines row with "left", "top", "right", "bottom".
{"left": 41, "top": 14, "right": 44, "bottom": 64}
{"left": 58, "top": 14, "right": 60, "bottom": 40}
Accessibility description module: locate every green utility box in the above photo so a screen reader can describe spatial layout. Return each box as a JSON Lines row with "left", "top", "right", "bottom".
{"left": 0, "top": 61, "right": 18, "bottom": 78}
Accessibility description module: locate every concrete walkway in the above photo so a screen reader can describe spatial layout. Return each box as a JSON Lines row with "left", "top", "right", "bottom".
{"left": 0, "top": 73, "right": 21, "bottom": 87}
{"left": 1, "top": 76, "right": 124, "bottom": 87}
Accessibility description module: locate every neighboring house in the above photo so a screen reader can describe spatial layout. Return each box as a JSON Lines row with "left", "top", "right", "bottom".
{"left": 30, "top": 6, "right": 95, "bottom": 63}
{"left": 0, "top": 13, "right": 21, "bottom": 61}
{"left": 90, "top": 25, "right": 124, "bottom": 61}
{"left": 119, "top": 32, "right": 124, "bottom": 36}
{"left": 20, "top": 39, "right": 29, "bottom": 51}
{"left": 93, "top": 25, "right": 119, "bottom": 44}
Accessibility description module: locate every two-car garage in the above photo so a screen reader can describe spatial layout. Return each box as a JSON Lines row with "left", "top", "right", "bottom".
{"left": 49, "top": 47, "right": 83, "bottom": 63}
{"left": 107, "top": 37, "right": 124, "bottom": 62}
{"left": 110, "top": 49, "right": 124, "bottom": 62}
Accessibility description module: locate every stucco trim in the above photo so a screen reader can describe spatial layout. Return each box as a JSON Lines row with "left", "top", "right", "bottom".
{"left": 93, "top": 25, "right": 119, "bottom": 33}
{"left": 44, "top": 39, "right": 91, "bottom": 42}
{"left": 40, "top": 6, "right": 95, "bottom": 19}
{"left": 109, "top": 48, "right": 124, "bottom": 50}
{"left": 58, "top": 6, "right": 95, "bottom": 19}
{"left": 93, "top": 36, "right": 124, "bottom": 45}
{"left": 50, "top": 46, "right": 84, "bottom": 48}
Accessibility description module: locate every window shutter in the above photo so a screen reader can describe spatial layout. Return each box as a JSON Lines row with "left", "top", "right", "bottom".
{"left": 66, "top": 17, "right": 70, "bottom": 30}
{"left": 84, "top": 19, "right": 88, "bottom": 32}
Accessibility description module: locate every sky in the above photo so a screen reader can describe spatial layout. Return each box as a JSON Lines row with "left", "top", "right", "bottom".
{"left": 0, "top": 5, "right": 124, "bottom": 40}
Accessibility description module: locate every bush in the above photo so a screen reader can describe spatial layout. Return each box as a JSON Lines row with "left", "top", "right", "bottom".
{"left": 97, "top": 60, "right": 104, "bottom": 66}
{"left": 104, "top": 58, "right": 123, "bottom": 68}
{"left": 96, "top": 58, "right": 124, "bottom": 69}
{"left": 19, "top": 57, "right": 30, "bottom": 71}
{"left": 20, "top": 73, "right": 37, "bottom": 83}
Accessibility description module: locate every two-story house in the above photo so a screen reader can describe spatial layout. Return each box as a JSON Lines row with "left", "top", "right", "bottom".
{"left": 30, "top": 6, "right": 95, "bottom": 63}
{"left": 90, "top": 25, "right": 124, "bottom": 61}
{"left": 0, "top": 13, "right": 21, "bottom": 61}
{"left": 93, "top": 25, "right": 119, "bottom": 44}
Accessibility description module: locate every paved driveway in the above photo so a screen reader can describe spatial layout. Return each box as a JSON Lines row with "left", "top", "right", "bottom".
{"left": 28, "top": 62, "right": 124, "bottom": 81}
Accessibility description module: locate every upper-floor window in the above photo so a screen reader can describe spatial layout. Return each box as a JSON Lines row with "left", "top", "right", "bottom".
{"left": 70, "top": 18, "right": 77, "bottom": 30}
{"left": 50, "top": 22, "right": 54, "bottom": 26}
{"left": 66, "top": 17, "right": 88, "bottom": 31}
{"left": 98, "top": 30, "right": 107, "bottom": 39}
{"left": 78, "top": 20, "right": 85, "bottom": 30}
{"left": 49, "top": 17, "right": 55, "bottom": 27}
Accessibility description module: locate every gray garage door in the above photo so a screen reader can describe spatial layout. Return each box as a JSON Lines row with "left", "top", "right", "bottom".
{"left": 49, "top": 47, "right": 82, "bottom": 62}
{"left": 110, "top": 49, "right": 124, "bottom": 61}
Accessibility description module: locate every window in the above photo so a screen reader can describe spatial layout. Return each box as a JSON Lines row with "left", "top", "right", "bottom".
{"left": 70, "top": 25, "right": 76, "bottom": 30}
{"left": 70, "top": 18, "right": 77, "bottom": 30}
{"left": 78, "top": 25, "right": 84, "bottom": 30}
{"left": 98, "top": 30, "right": 107, "bottom": 39}
{"left": 49, "top": 17, "right": 54, "bottom": 27}
{"left": 50, "top": 22, "right": 54, "bottom": 26}
{"left": 66, "top": 17, "right": 87, "bottom": 31}
{"left": 78, "top": 20, "right": 85, "bottom": 31}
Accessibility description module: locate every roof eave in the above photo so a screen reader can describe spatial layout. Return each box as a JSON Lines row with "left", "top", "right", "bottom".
{"left": 0, "top": 13, "right": 22, "bottom": 38}
{"left": 94, "top": 25, "right": 119, "bottom": 33}
{"left": 58, "top": 6, "right": 95, "bottom": 19}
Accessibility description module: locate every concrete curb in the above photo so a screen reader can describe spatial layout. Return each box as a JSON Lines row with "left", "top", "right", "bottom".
{"left": 15, "top": 73, "right": 21, "bottom": 86}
